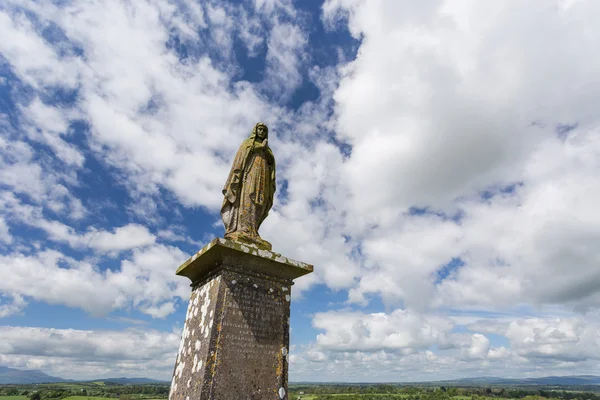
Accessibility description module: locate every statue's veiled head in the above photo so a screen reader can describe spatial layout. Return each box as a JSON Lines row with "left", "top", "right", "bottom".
{"left": 251, "top": 122, "right": 268, "bottom": 141}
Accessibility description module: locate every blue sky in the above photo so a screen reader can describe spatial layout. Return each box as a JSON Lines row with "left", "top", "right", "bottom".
{"left": 1, "top": 0, "right": 600, "bottom": 382}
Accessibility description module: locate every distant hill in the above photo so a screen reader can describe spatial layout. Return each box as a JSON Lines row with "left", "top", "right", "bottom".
{"left": 0, "top": 367, "right": 66, "bottom": 384}
{"left": 2, "top": 366, "right": 599, "bottom": 387}
{"left": 423, "top": 375, "right": 600, "bottom": 386}
{"left": 0, "top": 366, "right": 168, "bottom": 385}
{"left": 291, "top": 375, "right": 600, "bottom": 387}
{"left": 91, "top": 378, "right": 169, "bottom": 385}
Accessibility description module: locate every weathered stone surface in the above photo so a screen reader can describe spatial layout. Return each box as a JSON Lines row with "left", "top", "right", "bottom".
{"left": 169, "top": 238, "right": 312, "bottom": 400}
{"left": 221, "top": 123, "right": 275, "bottom": 250}
{"left": 176, "top": 238, "right": 313, "bottom": 283}
{"left": 170, "top": 275, "right": 221, "bottom": 398}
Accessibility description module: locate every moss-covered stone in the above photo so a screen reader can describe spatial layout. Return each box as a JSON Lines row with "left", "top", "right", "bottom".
{"left": 170, "top": 237, "right": 313, "bottom": 400}
{"left": 176, "top": 238, "right": 313, "bottom": 285}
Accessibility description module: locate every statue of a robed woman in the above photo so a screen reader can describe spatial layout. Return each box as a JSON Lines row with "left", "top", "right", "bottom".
{"left": 221, "top": 123, "right": 276, "bottom": 250}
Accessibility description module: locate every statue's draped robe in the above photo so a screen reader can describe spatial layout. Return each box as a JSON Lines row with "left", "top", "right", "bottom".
{"left": 221, "top": 127, "right": 275, "bottom": 246}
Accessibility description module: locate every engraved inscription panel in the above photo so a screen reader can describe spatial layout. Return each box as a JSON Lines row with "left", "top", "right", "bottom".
{"left": 212, "top": 270, "right": 291, "bottom": 399}
{"left": 224, "top": 283, "right": 284, "bottom": 348}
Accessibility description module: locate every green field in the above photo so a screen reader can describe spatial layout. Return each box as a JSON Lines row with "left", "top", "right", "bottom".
{"left": 298, "top": 396, "right": 411, "bottom": 399}
{"left": 294, "top": 396, "right": 439, "bottom": 399}
{"left": 300, "top": 393, "right": 412, "bottom": 400}
{"left": 299, "top": 395, "right": 413, "bottom": 398}
{"left": 3, "top": 382, "right": 600, "bottom": 400}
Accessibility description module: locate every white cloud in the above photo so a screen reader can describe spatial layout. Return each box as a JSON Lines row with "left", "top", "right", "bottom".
{"left": 289, "top": 311, "right": 600, "bottom": 382}
{"left": 0, "top": 134, "right": 86, "bottom": 225}
{"left": 487, "top": 346, "right": 510, "bottom": 360}
{"left": 2, "top": 0, "right": 600, "bottom": 381}
{"left": 0, "top": 244, "right": 189, "bottom": 318}
{"left": 0, "top": 250, "right": 120, "bottom": 315}
{"left": 290, "top": 345, "right": 510, "bottom": 383}
{"left": 506, "top": 317, "right": 600, "bottom": 362}
{"left": 3, "top": 0, "right": 598, "bottom": 317}
{"left": 0, "top": 295, "right": 26, "bottom": 318}
{"left": 0, "top": 139, "right": 48, "bottom": 199}
{"left": 463, "top": 333, "right": 490, "bottom": 360}
{"left": 156, "top": 228, "right": 202, "bottom": 247}
{"left": 313, "top": 309, "right": 454, "bottom": 352}
{"left": 253, "top": 0, "right": 296, "bottom": 18}
{"left": 0, "top": 326, "right": 179, "bottom": 380}
{"left": 260, "top": 140, "right": 361, "bottom": 294}
{"left": 81, "top": 224, "right": 156, "bottom": 252}
{"left": 297, "top": 308, "right": 600, "bottom": 381}
{"left": 0, "top": 193, "right": 155, "bottom": 253}
{"left": 0, "top": 0, "right": 341, "bottom": 302}
{"left": 236, "top": 7, "right": 264, "bottom": 56}
{"left": 1, "top": 0, "right": 270, "bottom": 213}
{"left": 0, "top": 0, "right": 344, "bottom": 320}
{"left": 21, "top": 99, "right": 85, "bottom": 167}
{"left": 466, "top": 315, "right": 600, "bottom": 362}
{"left": 0, "top": 9, "right": 79, "bottom": 89}
{"left": 263, "top": 21, "right": 307, "bottom": 101}
{"left": 316, "top": 0, "right": 600, "bottom": 314}
{"left": 350, "top": 212, "right": 463, "bottom": 310}
{"left": 435, "top": 126, "right": 600, "bottom": 310}
{"left": 0, "top": 216, "right": 12, "bottom": 244}
{"left": 206, "top": 4, "right": 235, "bottom": 56}
{"left": 326, "top": 0, "right": 600, "bottom": 214}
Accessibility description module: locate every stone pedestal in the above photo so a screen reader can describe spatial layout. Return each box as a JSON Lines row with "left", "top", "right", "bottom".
{"left": 169, "top": 238, "right": 313, "bottom": 400}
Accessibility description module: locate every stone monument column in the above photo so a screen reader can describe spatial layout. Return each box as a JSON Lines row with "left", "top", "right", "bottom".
{"left": 169, "top": 238, "right": 313, "bottom": 400}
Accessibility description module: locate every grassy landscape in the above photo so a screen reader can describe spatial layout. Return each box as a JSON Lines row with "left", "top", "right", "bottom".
{"left": 64, "top": 397, "right": 115, "bottom": 400}
{"left": 0, "top": 382, "right": 169, "bottom": 400}
{"left": 288, "top": 384, "right": 600, "bottom": 400}
{"left": 3, "top": 382, "right": 600, "bottom": 400}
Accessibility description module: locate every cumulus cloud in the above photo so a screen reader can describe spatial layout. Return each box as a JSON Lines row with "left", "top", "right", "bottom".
{"left": 0, "top": 193, "right": 155, "bottom": 253}
{"left": 318, "top": 0, "right": 600, "bottom": 314}
{"left": 1, "top": 0, "right": 269, "bottom": 211}
{"left": 0, "top": 245, "right": 189, "bottom": 318}
{"left": 81, "top": 224, "right": 156, "bottom": 252}
{"left": 291, "top": 311, "right": 600, "bottom": 382}
{"left": 300, "top": 307, "right": 600, "bottom": 380}
{"left": 326, "top": 0, "right": 600, "bottom": 211}
{"left": 434, "top": 126, "right": 600, "bottom": 310}
{"left": 349, "top": 212, "right": 463, "bottom": 310}
{"left": 0, "top": 216, "right": 12, "bottom": 244}
{"left": 0, "top": 326, "right": 179, "bottom": 380}
{"left": 505, "top": 317, "right": 600, "bottom": 362}
{"left": 34, "top": 221, "right": 157, "bottom": 253}
{"left": 2, "top": 0, "right": 597, "bottom": 317}
{"left": 313, "top": 309, "right": 454, "bottom": 352}
{"left": 20, "top": 99, "right": 85, "bottom": 167}
{"left": 290, "top": 345, "right": 508, "bottom": 383}
{"left": 463, "top": 333, "right": 490, "bottom": 360}
{"left": 263, "top": 21, "right": 307, "bottom": 101}
{"left": 465, "top": 315, "right": 600, "bottom": 363}
{"left": 0, "top": 295, "right": 26, "bottom": 318}
{"left": 2, "top": 0, "right": 600, "bottom": 381}
{"left": 0, "top": 0, "right": 350, "bottom": 325}
{"left": 0, "top": 138, "right": 83, "bottom": 219}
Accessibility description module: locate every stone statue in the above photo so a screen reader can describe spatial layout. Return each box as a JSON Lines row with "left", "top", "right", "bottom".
{"left": 221, "top": 122, "right": 276, "bottom": 250}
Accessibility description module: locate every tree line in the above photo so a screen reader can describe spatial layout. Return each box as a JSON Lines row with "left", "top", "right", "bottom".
{"left": 0, "top": 384, "right": 170, "bottom": 400}
{"left": 291, "top": 385, "right": 600, "bottom": 400}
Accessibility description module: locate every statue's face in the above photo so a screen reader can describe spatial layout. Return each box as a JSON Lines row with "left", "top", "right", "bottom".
{"left": 256, "top": 125, "right": 267, "bottom": 139}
